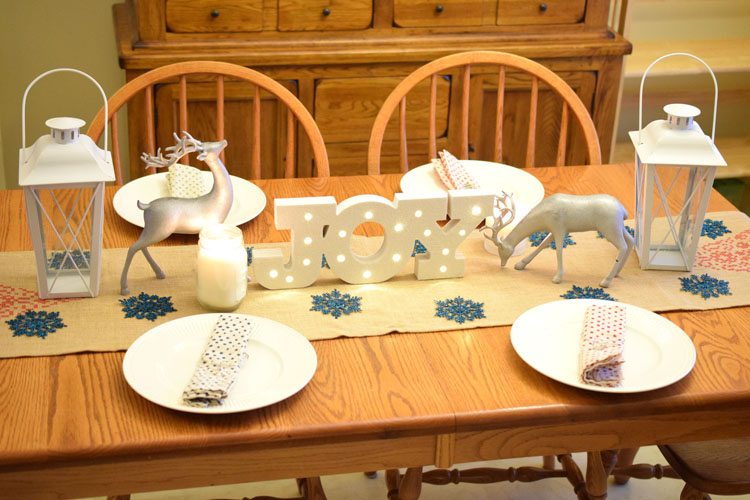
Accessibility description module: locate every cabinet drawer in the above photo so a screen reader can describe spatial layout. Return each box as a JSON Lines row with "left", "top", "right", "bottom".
{"left": 497, "top": 0, "right": 586, "bottom": 25}
{"left": 394, "top": 0, "right": 485, "bottom": 27}
{"left": 278, "top": 0, "right": 372, "bottom": 31}
{"left": 166, "top": 0, "right": 262, "bottom": 33}
{"left": 314, "top": 76, "right": 450, "bottom": 144}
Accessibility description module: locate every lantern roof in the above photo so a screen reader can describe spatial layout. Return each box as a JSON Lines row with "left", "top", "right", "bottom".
{"left": 629, "top": 104, "right": 726, "bottom": 167}
{"left": 19, "top": 117, "right": 114, "bottom": 187}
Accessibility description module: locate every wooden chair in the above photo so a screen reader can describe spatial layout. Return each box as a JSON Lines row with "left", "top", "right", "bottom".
{"left": 87, "top": 60, "right": 329, "bottom": 185}
{"left": 367, "top": 50, "right": 601, "bottom": 175}
{"left": 658, "top": 439, "right": 750, "bottom": 499}
{"left": 88, "top": 61, "right": 329, "bottom": 500}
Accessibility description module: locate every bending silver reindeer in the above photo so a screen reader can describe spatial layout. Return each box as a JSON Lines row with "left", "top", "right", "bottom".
{"left": 483, "top": 193, "right": 634, "bottom": 287}
{"left": 120, "top": 132, "right": 233, "bottom": 295}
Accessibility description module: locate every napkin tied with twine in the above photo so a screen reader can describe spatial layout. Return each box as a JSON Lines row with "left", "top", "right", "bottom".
{"left": 579, "top": 304, "right": 626, "bottom": 387}
{"left": 182, "top": 314, "right": 255, "bottom": 407}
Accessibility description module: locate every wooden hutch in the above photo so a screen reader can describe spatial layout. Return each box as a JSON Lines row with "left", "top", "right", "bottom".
{"left": 113, "top": 0, "right": 631, "bottom": 179}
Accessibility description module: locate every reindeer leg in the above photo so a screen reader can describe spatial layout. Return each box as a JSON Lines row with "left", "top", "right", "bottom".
{"left": 120, "top": 245, "right": 139, "bottom": 296}
{"left": 515, "top": 233, "right": 553, "bottom": 271}
{"left": 552, "top": 233, "right": 565, "bottom": 284}
{"left": 141, "top": 247, "right": 166, "bottom": 280}
{"left": 600, "top": 227, "right": 634, "bottom": 288}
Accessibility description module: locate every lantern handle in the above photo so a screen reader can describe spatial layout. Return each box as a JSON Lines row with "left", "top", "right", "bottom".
{"left": 638, "top": 52, "right": 718, "bottom": 145}
{"left": 21, "top": 68, "right": 108, "bottom": 163}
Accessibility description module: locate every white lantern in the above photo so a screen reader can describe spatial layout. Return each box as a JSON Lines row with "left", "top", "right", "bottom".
{"left": 629, "top": 53, "right": 726, "bottom": 271}
{"left": 18, "top": 69, "right": 114, "bottom": 298}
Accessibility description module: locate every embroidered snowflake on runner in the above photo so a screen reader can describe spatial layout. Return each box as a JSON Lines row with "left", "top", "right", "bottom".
{"left": 310, "top": 289, "right": 362, "bottom": 319}
{"left": 435, "top": 296, "right": 485, "bottom": 324}
{"left": 6, "top": 310, "right": 66, "bottom": 339}
{"left": 321, "top": 254, "right": 330, "bottom": 269}
{"left": 246, "top": 246, "right": 253, "bottom": 265}
{"left": 560, "top": 285, "right": 617, "bottom": 301}
{"left": 678, "top": 273, "right": 731, "bottom": 300}
{"left": 701, "top": 219, "right": 732, "bottom": 239}
{"left": 597, "top": 225, "right": 635, "bottom": 239}
{"left": 412, "top": 240, "right": 427, "bottom": 257}
{"left": 120, "top": 292, "right": 177, "bottom": 321}
{"left": 529, "top": 231, "right": 575, "bottom": 249}
{"left": 48, "top": 250, "right": 90, "bottom": 270}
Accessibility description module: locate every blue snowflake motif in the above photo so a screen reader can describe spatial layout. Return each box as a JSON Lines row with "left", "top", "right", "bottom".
{"left": 48, "top": 250, "right": 90, "bottom": 270}
{"left": 321, "top": 254, "right": 330, "bottom": 269}
{"left": 597, "top": 225, "right": 635, "bottom": 239}
{"left": 6, "top": 310, "right": 66, "bottom": 339}
{"left": 246, "top": 246, "right": 254, "bottom": 265}
{"left": 529, "top": 231, "right": 575, "bottom": 249}
{"left": 411, "top": 240, "right": 427, "bottom": 257}
{"left": 435, "top": 296, "right": 485, "bottom": 324}
{"left": 310, "top": 289, "right": 362, "bottom": 319}
{"left": 678, "top": 273, "right": 731, "bottom": 300}
{"left": 560, "top": 285, "right": 617, "bottom": 301}
{"left": 701, "top": 219, "right": 731, "bottom": 240}
{"left": 119, "top": 292, "right": 177, "bottom": 321}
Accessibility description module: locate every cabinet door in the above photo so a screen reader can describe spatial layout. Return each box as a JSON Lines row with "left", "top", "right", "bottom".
{"left": 496, "top": 0, "right": 586, "bottom": 25}
{"left": 278, "top": 0, "right": 372, "bottom": 31}
{"left": 393, "top": 0, "right": 486, "bottom": 27}
{"left": 166, "top": 0, "right": 263, "bottom": 33}
{"left": 149, "top": 79, "right": 302, "bottom": 179}
{"left": 314, "top": 76, "right": 451, "bottom": 176}
{"left": 466, "top": 69, "right": 596, "bottom": 167}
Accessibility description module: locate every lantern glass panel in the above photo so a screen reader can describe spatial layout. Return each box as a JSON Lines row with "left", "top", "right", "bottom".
{"left": 31, "top": 185, "right": 98, "bottom": 295}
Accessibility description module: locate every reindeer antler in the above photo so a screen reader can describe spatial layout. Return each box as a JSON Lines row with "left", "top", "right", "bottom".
{"left": 481, "top": 191, "right": 516, "bottom": 244}
{"left": 140, "top": 131, "right": 204, "bottom": 170}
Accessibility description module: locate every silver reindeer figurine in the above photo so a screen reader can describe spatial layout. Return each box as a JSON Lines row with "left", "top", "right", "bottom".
{"left": 483, "top": 193, "right": 634, "bottom": 287}
{"left": 120, "top": 132, "right": 233, "bottom": 295}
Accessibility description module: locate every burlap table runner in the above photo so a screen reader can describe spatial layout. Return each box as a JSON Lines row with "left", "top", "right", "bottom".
{"left": 2, "top": 211, "right": 749, "bottom": 359}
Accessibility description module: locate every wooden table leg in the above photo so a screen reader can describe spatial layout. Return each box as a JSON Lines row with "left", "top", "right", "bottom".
{"left": 398, "top": 467, "right": 423, "bottom": 500}
{"left": 586, "top": 451, "right": 609, "bottom": 500}
{"left": 386, "top": 469, "right": 401, "bottom": 500}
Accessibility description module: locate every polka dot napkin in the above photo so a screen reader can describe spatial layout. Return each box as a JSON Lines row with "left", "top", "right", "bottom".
{"left": 166, "top": 163, "right": 211, "bottom": 198}
{"left": 182, "top": 314, "right": 256, "bottom": 407}
{"left": 579, "top": 304, "right": 627, "bottom": 387}
{"left": 432, "top": 150, "right": 481, "bottom": 190}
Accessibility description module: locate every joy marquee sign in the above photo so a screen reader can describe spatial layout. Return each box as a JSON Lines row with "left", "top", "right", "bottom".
{"left": 253, "top": 190, "right": 495, "bottom": 289}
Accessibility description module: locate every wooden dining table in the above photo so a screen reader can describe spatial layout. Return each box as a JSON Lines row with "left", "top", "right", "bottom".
{"left": 1, "top": 163, "right": 749, "bottom": 500}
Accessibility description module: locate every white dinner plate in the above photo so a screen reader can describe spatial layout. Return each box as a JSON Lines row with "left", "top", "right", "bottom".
{"left": 399, "top": 159, "right": 545, "bottom": 208}
{"left": 123, "top": 314, "right": 317, "bottom": 414}
{"left": 510, "top": 299, "right": 696, "bottom": 393}
{"left": 113, "top": 172, "right": 267, "bottom": 233}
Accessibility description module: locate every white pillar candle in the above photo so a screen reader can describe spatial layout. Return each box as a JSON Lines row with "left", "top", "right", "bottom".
{"left": 196, "top": 224, "right": 247, "bottom": 311}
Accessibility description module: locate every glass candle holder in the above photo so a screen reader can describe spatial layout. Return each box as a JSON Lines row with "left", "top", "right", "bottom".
{"left": 196, "top": 224, "right": 247, "bottom": 311}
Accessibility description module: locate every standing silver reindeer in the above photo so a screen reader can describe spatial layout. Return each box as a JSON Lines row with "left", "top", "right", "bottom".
{"left": 483, "top": 193, "right": 634, "bottom": 287}
{"left": 120, "top": 132, "right": 233, "bottom": 295}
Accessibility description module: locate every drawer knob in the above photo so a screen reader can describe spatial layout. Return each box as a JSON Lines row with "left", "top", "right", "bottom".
{"left": 539, "top": 3, "right": 548, "bottom": 11}
{"left": 322, "top": 7, "right": 331, "bottom": 16}
{"left": 435, "top": 4, "right": 444, "bottom": 13}
{"left": 210, "top": 9, "right": 220, "bottom": 18}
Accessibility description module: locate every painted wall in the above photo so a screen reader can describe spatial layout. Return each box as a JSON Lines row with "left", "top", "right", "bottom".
{"left": 0, "top": 0, "right": 124, "bottom": 190}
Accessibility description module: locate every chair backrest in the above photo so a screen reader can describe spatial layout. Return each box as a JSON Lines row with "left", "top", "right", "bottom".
{"left": 367, "top": 51, "right": 601, "bottom": 175}
{"left": 87, "top": 61, "right": 329, "bottom": 185}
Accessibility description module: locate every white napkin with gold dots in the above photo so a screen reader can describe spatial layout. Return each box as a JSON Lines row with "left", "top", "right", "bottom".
{"left": 182, "top": 314, "right": 255, "bottom": 407}
{"left": 166, "top": 163, "right": 211, "bottom": 198}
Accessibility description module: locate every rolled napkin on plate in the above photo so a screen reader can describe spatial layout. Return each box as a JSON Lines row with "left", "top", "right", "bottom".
{"left": 432, "top": 149, "right": 481, "bottom": 190}
{"left": 166, "top": 163, "right": 211, "bottom": 198}
{"left": 182, "top": 314, "right": 256, "bottom": 407}
{"left": 579, "top": 303, "right": 626, "bottom": 387}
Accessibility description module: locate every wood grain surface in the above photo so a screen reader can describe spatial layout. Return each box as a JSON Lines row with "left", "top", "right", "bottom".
{"left": 1, "top": 164, "right": 749, "bottom": 500}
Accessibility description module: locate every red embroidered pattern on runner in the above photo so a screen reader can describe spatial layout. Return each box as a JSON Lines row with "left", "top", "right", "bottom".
{"left": 695, "top": 229, "right": 750, "bottom": 273}
{"left": 0, "top": 285, "right": 80, "bottom": 320}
